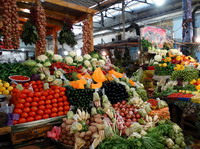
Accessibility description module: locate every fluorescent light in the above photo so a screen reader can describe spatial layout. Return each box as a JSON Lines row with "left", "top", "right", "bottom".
{"left": 21, "top": 48, "right": 25, "bottom": 51}
{"left": 152, "top": 0, "right": 165, "bottom": 6}
{"left": 196, "top": 36, "right": 200, "bottom": 43}
{"left": 102, "top": 51, "right": 107, "bottom": 56}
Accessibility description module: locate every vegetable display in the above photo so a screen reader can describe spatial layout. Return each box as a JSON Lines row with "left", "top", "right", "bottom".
{"left": 0, "top": 80, "right": 13, "bottom": 95}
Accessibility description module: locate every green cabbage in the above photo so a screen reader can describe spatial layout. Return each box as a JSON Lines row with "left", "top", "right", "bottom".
{"left": 23, "top": 60, "right": 37, "bottom": 67}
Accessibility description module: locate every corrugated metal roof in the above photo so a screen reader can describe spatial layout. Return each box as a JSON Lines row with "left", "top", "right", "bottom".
{"left": 63, "top": 0, "right": 105, "bottom": 8}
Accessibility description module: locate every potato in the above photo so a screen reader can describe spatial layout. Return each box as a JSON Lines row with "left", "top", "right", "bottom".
{"left": 88, "top": 126, "right": 97, "bottom": 133}
{"left": 61, "top": 123, "right": 66, "bottom": 128}
{"left": 86, "top": 130, "right": 92, "bottom": 136}
{"left": 94, "top": 114, "right": 102, "bottom": 119}
{"left": 86, "top": 141, "right": 91, "bottom": 146}
{"left": 96, "top": 124, "right": 105, "bottom": 130}
{"left": 79, "top": 132, "right": 86, "bottom": 138}
{"left": 90, "top": 117, "right": 94, "bottom": 122}
{"left": 65, "top": 125, "right": 70, "bottom": 131}
{"left": 63, "top": 118, "right": 67, "bottom": 122}
{"left": 61, "top": 129, "right": 67, "bottom": 134}
{"left": 94, "top": 118, "right": 103, "bottom": 124}
{"left": 86, "top": 120, "right": 90, "bottom": 125}
{"left": 84, "top": 136, "right": 91, "bottom": 140}
{"left": 66, "top": 119, "right": 74, "bottom": 125}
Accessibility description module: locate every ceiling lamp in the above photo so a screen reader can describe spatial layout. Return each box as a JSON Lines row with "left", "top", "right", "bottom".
{"left": 152, "top": 0, "right": 165, "bottom": 6}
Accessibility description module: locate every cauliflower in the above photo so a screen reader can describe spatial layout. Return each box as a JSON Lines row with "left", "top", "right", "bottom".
{"left": 102, "top": 56, "right": 107, "bottom": 60}
{"left": 65, "top": 56, "right": 73, "bottom": 65}
{"left": 37, "top": 54, "right": 48, "bottom": 63}
{"left": 84, "top": 60, "right": 91, "bottom": 67}
{"left": 69, "top": 51, "right": 77, "bottom": 57}
{"left": 99, "top": 60, "right": 105, "bottom": 66}
{"left": 46, "top": 50, "right": 54, "bottom": 56}
{"left": 75, "top": 55, "right": 83, "bottom": 62}
{"left": 52, "top": 54, "right": 63, "bottom": 62}
{"left": 83, "top": 54, "right": 92, "bottom": 60}
{"left": 91, "top": 58, "right": 98, "bottom": 61}
{"left": 154, "top": 55, "right": 162, "bottom": 62}
{"left": 40, "top": 73, "right": 46, "bottom": 80}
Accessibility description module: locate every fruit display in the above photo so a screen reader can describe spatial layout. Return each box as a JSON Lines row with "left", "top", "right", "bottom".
{"left": 66, "top": 88, "right": 94, "bottom": 112}
{"left": 102, "top": 82, "right": 129, "bottom": 104}
{"left": 0, "top": 80, "right": 13, "bottom": 95}
{"left": 2, "top": 0, "right": 20, "bottom": 49}
{"left": 12, "top": 84, "right": 69, "bottom": 125}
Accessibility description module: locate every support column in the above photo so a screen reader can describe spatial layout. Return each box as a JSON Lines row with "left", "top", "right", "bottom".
{"left": 122, "top": 0, "right": 125, "bottom": 40}
{"left": 88, "top": 14, "right": 94, "bottom": 52}
{"left": 182, "top": 0, "right": 193, "bottom": 43}
{"left": 53, "top": 28, "right": 58, "bottom": 54}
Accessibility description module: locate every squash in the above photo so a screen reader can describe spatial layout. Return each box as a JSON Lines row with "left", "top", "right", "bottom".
{"left": 77, "top": 73, "right": 83, "bottom": 79}
{"left": 91, "top": 82, "right": 102, "bottom": 89}
{"left": 92, "top": 67, "right": 107, "bottom": 83}
{"left": 107, "top": 74, "right": 114, "bottom": 81}
{"left": 129, "top": 80, "right": 135, "bottom": 86}
{"left": 84, "top": 74, "right": 92, "bottom": 79}
{"left": 168, "top": 51, "right": 176, "bottom": 57}
{"left": 108, "top": 70, "right": 123, "bottom": 78}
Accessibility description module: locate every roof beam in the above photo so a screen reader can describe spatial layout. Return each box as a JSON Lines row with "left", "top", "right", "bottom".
{"left": 17, "top": 0, "right": 98, "bottom": 14}
{"left": 92, "top": 0, "right": 123, "bottom": 11}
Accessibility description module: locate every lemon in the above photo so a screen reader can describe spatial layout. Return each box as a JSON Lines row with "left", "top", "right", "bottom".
{"left": 7, "top": 86, "right": 13, "bottom": 91}
{"left": 0, "top": 83, "right": 3, "bottom": 87}
{"left": 0, "top": 80, "right": 2, "bottom": 83}
{"left": 3, "top": 82, "right": 10, "bottom": 88}
{"left": 3, "top": 90, "right": 9, "bottom": 95}
{"left": 0, "top": 92, "right": 2, "bottom": 94}
{"left": 0, "top": 87, "right": 6, "bottom": 92}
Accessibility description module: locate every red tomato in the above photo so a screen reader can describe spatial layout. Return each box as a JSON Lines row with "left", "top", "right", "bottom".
{"left": 18, "top": 99, "right": 26, "bottom": 104}
{"left": 22, "top": 89, "right": 31, "bottom": 94}
{"left": 46, "top": 104, "right": 52, "bottom": 109}
{"left": 31, "top": 102, "right": 38, "bottom": 107}
{"left": 37, "top": 81, "right": 42, "bottom": 85}
{"left": 26, "top": 97, "right": 33, "bottom": 103}
{"left": 54, "top": 93, "right": 59, "bottom": 99}
{"left": 43, "top": 114, "right": 49, "bottom": 119}
{"left": 52, "top": 98, "right": 57, "bottom": 103}
{"left": 30, "top": 81, "right": 36, "bottom": 85}
{"left": 40, "top": 96, "right": 46, "bottom": 101}
{"left": 31, "top": 107, "right": 38, "bottom": 112}
{"left": 45, "top": 109, "right": 51, "bottom": 114}
{"left": 13, "top": 120, "right": 18, "bottom": 125}
{"left": 18, "top": 118, "right": 26, "bottom": 124}
{"left": 38, "top": 101, "right": 45, "bottom": 105}
{"left": 120, "top": 112, "right": 125, "bottom": 117}
{"left": 14, "top": 109, "right": 23, "bottom": 114}
{"left": 47, "top": 95, "right": 53, "bottom": 100}
{"left": 58, "top": 102, "right": 64, "bottom": 107}
{"left": 24, "top": 107, "right": 31, "bottom": 113}
{"left": 58, "top": 107, "right": 63, "bottom": 111}
{"left": 52, "top": 103, "right": 58, "bottom": 107}
{"left": 34, "top": 88, "right": 39, "bottom": 92}
{"left": 24, "top": 102, "right": 31, "bottom": 107}
{"left": 16, "top": 103, "right": 24, "bottom": 109}
{"left": 19, "top": 93, "right": 27, "bottom": 99}
{"left": 37, "top": 110, "right": 44, "bottom": 115}
{"left": 35, "top": 92, "right": 41, "bottom": 97}
{"left": 33, "top": 97, "right": 39, "bottom": 102}
{"left": 60, "top": 91, "right": 65, "bottom": 96}
{"left": 49, "top": 90, "right": 54, "bottom": 95}
{"left": 64, "top": 111, "right": 68, "bottom": 114}
{"left": 29, "top": 111, "right": 36, "bottom": 117}
{"left": 60, "top": 87, "right": 66, "bottom": 91}
{"left": 64, "top": 106, "right": 70, "bottom": 111}
{"left": 32, "top": 84, "right": 37, "bottom": 89}
{"left": 39, "top": 105, "right": 45, "bottom": 110}
{"left": 63, "top": 96, "right": 67, "bottom": 101}
{"left": 42, "top": 91, "right": 48, "bottom": 96}
{"left": 58, "top": 111, "right": 64, "bottom": 116}
{"left": 54, "top": 89, "right": 60, "bottom": 93}
{"left": 46, "top": 100, "right": 51, "bottom": 105}
{"left": 52, "top": 107, "right": 58, "bottom": 113}
{"left": 27, "top": 117, "right": 34, "bottom": 122}
{"left": 50, "top": 113, "right": 57, "bottom": 117}
{"left": 24, "top": 82, "right": 30, "bottom": 87}
{"left": 35, "top": 115, "right": 42, "bottom": 120}
{"left": 38, "top": 84, "right": 43, "bottom": 89}
{"left": 21, "top": 113, "right": 28, "bottom": 118}
{"left": 57, "top": 98, "right": 63, "bottom": 102}
{"left": 28, "top": 92, "right": 34, "bottom": 98}
{"left": 63, "top": 101, "right": 69, "bottom": 106}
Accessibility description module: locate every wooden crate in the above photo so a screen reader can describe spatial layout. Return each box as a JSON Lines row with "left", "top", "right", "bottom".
{"left": 11, "top": 124, "right": 53, "bottom": 145}
{"left": 0, "top": 126, "right": 11, "bottom": 136}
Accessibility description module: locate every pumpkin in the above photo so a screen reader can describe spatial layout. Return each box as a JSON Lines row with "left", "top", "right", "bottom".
{"left": 107, "top": 74, "right": 114, "bottom": 81}
{"left": 92, "top": 67, "right": 107, "bottom": 83}
{"left": 91, "top": 82, "right": 102, "bottom": 89}
{"left": 84, "top": 74, "right": 92, "bottom": 79}
{"left": 168, "top": 51, "right": 176, "bottom": 57}
{"left": 108, "top": 70, "right": 123, "bottom": 78}
{"left": 77, "top": 73, "right": 83, "bottom": 79}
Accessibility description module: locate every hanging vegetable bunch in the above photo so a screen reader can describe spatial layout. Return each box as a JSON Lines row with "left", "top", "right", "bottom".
{"left": 31, "top": 2, "right": 47, "bottom": 56}
{"left": 21, "top": 20, "right": 39, "bottom": 46}
{"left": 58, "top": 18, "right": 77, "bottom": 47}
{"left": 2, "top": 0, "right": 20, "bottom": 49}
{"left": 82, "top": 19, "right": 93, "bottom": 54}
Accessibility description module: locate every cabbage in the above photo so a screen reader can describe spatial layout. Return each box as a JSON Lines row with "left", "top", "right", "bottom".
{"left": 138, "top": 109, "right": 147, "bottom": 117}
{"left": 144, "top": 104, "right": 151, "bottom": 113}
{"left": 67, "top": 111, "right": 74, "bottom": 119}
{"left": 91, "top": 52, "right": 100, "bottom": 59}
{"left": 51, "top": 79, "right": 63, "bottom": 86}
{"left": 43, "top": 61, "right": 51, "bottom": 67}
{"left": 175, "top": 138, "right": 182, "bottom": 145}
{"left": 31, "top": 67, "right": 39, "bottom": 74}
{"left": 158, "top": 100, "right": 168, "bottom": 109}
{"left": 30, "top": 74, "right": 40, "bottom": 81}
{"left": 23, "top": 60, "right": 37, "bottom": 67}
{"left": 166, "top": 138, "right": 174, "bottom": 148}
{"left": 126, "top": 122, "right": 142, "bottom": 135}
{"left": 40, "top": 73, "right": 45, "bottom": 80}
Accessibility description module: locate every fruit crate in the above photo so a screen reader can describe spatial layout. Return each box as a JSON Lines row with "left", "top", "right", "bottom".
{"left": 11, "top": 116, "right": 64, "bottom": 144}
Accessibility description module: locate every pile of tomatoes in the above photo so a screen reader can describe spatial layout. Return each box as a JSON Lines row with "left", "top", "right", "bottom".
{"left": 12, "top": 81, "right": 70, "bottom": 125}
{"left": 113, "top": 100, "right": 141, "bottom": 128}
